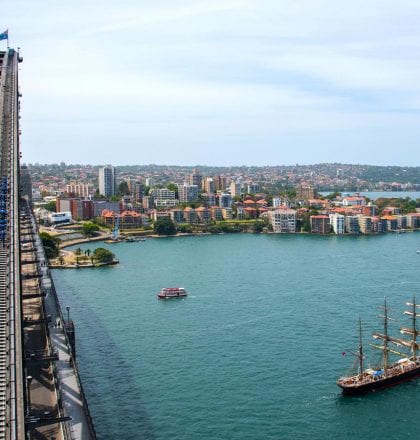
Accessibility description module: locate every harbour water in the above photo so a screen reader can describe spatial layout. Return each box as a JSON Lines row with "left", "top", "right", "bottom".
{"left": 52, "top": 233, "right": 420, "bottom": 440}
{"left": 319, "top": 190, "right": 420, "bottom": 200}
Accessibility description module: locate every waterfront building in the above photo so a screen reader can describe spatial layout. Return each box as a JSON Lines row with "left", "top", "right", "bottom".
{"left": 236, "top": 206, "right": 245, "bottom": 220}
{"left": 99, "top": 165, "right": 117, "bottom": 197}
{"left": 120, "top": 211, "right": 142, "bottom": 229}
{"left": 222, "top": 208, "right": 233, "bottom": 219}
{"left": 372, "top": 217, "right": 384, "bottom": 233}
{"left": 66, "top": 181, "right": 93, "bottom": 199}
{"left": 310, "top": 215, "right": 331, "bottom": 234}
{"left": 345, "top": 215, "right": 360, "bottom": 234}
{"left": 269, "top": 208, "right": 297, "bottom": 233}
{"left": 395, "top": 215, "right": 407, "bottom": 230}
{"left": 358, "top": 216, "right": 373, "bottom": 234}
{"left": 169, "top": 209, "right": 185, "bottom": 223}
{"left": 101, "top": 210, "right": 142, "bottom": 229}
{"left": 151, "top": 210, "right": 171, "bottom": 222}
{"left": 183, "top": 207, "right": 198, "bottom": 224}
{"left": 381, "top": 215, "right": 398, "bottom": 231}
{"left": 330, "top": 213, "right": 345, "bottom": 235}
{"left": 101, "top": 210, "right": 118, "bottom": 226}
{"left": 178, "top": 184, "right": 199, "bottom": 203}
{"left": 244, "top": 207, "right": 258, "bottom": 219}
{"left": 210, "top": 206, "right": 223, "bottom": 221}
{"left": 196, "top": 207, "right": 211, "bottom": 223}
{"left": 406, "top": 213, "right": 420, "bottom": 229}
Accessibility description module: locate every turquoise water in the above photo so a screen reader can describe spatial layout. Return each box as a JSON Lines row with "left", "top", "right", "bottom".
{"left": 52, "top": 233, "right": 420, "bottom": 440}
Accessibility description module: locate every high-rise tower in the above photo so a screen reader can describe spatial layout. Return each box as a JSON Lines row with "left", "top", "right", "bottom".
{"left": 98, "top": 165, "right": 116, "bottom": 197}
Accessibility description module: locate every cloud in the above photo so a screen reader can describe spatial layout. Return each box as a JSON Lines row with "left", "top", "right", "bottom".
{"left": 4, "top": 0, "right": 420, "bottom": 165}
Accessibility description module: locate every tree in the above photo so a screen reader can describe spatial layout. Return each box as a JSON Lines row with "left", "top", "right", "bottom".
{"left": 94, "top": 190, "right": 107, "bottom": 201}
{"left": 177, "top": 223, "right": 193, "bottom": 233}
{"left": 117, "top": 181, "right": 130, "bottom": 196}
{"left": 82, "top": 222, "right": 100, "bottom": 237}
{"left": 167, "top": 183, "right": 179, "bottom": 198}
{"left": 252, "top": 221, "right": 264, "bottom": 233}
{"left": 44, "top": 201, "right": 57, "bottom": 212}
{"left": 39, "top": 232, "right": 60, "bottom": 259}
{"left": 75, "top": 247, "right": 82, "bottom": 256}
{"left": 93, "top": 247, "right": 115, "bottom": 264}
{"left": 154, "top": 217, "right": 176, "bottom": 235}
{"left": 325, "top": 192, "right": 341, "bottom": 200}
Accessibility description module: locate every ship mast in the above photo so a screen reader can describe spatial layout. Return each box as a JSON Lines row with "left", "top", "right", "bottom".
{"left": 412, "top": 296, "right": 416, "bottom": 361}
{"left": 402, "top": 296, "right": 420, "bottom": 361}
{"left": 358, "top": 317, "right": 364, "bottom": 378}
{"left": 383, "top": 298, "right": 388, "bottom": 373}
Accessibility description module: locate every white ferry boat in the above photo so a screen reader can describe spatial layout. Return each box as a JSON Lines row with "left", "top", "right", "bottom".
{"left": 157, "top": 287, "right": 187, "bottom": 299}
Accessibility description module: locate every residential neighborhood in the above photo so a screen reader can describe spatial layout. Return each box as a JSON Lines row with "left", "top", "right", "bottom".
{"left": 24, "top": 163, "right": 420, "bottom": 236}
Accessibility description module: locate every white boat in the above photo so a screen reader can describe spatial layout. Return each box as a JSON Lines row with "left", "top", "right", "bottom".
{"left": 157, "top": 287, "right": 187, "bottom": 299}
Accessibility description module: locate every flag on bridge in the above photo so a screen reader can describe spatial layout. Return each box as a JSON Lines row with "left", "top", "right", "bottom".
{"left": 0, "top": 30, "right": 8, "bottom": 41}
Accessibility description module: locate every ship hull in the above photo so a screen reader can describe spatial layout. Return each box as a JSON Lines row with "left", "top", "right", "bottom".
{"left": 338, "top": 365, "right": 420, "bottom": 395}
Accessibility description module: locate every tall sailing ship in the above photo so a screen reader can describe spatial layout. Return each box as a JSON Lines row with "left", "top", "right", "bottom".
{"left": 337, "top": 298, "right": 420, "bottom": 395}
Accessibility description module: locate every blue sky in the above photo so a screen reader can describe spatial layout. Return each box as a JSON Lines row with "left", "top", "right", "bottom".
{"left": 3, "top": 0, "right": 420, "bottom": 166}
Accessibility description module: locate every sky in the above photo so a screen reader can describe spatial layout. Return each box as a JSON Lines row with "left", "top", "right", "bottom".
{"left": 2, "top": 0, "right": 420, "bottom": 166}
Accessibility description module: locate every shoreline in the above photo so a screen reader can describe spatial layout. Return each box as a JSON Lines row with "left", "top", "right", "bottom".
{"left": 57, "top": 228, "right": 419, "bottom": 249}
{"left": 50, "top": 260, "right": 119, "bottom": 269}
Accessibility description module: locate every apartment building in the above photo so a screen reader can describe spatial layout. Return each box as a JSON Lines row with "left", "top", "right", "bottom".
{"left": 310, "top": 215, "right": 330, "bottom": 234}
{"left": 330, "top": 213, "right": 345, "bottom": 235}
{"left": 345, "top": 215, "right": 360, "bottom": 234}
{"left": 269, "top": 208, "right": 297, "bottom": 233}
{"left": 358, "top": 216, "right": 372, "bottom": 234}
{"left": 99, "top": 165, "right": 116, "bottom": 197}
{"left": 178, "top": 184, "right": 199, "bottom": 202}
